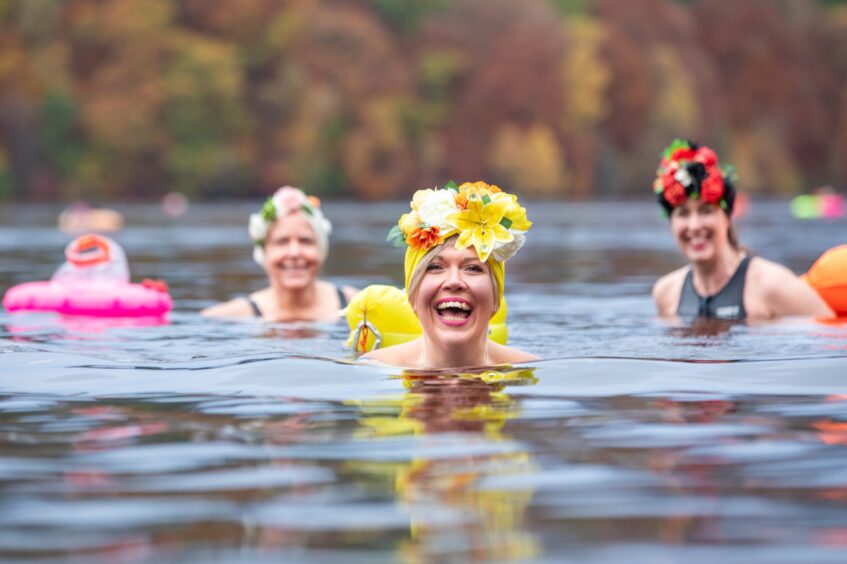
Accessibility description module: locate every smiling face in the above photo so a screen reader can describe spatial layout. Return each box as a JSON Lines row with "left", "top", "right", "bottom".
{"left": 262, "top": 211, "right": 321, "bottom": 290}
{"left": 410, "top": 244, "right": 498, "bottom": 348}
{"left": 670, "top": 199, "right": 732, "bottom": 264}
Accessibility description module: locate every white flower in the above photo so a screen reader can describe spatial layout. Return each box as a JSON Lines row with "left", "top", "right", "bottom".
{"left": 417, "top": 189, "right": 459, "bottom": 231}
{"left": 253, "top": 246, "right": 265, "bottom": 266}
{"left": 318, "top": 215, "right": 332, "bottom": 237}
{"left": 248, "top": 213, "right": 269, "bottom": 242}
{"left": 675, "top": 167, "right": 693, "bottom": 187}
{"left": 491, "top": 231, "right": 525, "bottom": 262}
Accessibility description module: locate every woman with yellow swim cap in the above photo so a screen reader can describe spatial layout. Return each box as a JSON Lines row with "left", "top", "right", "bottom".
{"left": 362, "top": 181, "right": 538, "bottom": 368}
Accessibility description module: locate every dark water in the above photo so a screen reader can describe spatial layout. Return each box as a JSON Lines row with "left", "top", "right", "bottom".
{"left": 1, "top": 201, "right": 846, "bottom": 562}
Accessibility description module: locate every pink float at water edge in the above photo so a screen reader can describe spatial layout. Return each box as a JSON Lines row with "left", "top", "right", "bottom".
{"left": 2, "top": 233, "right": 172, "bottom": 318}
{"left": 3, "top": 280, "right": 172, "bottom": 317}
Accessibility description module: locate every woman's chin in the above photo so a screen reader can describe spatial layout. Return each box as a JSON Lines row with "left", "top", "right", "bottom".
{"left": 275, "top": 274, "right": 315, "bottom": 291}
{"left": 682, "top": 244, "right": 714, "bottom": 263}
{"left": 429, "top": 316, "right": 487, "bottom": 345}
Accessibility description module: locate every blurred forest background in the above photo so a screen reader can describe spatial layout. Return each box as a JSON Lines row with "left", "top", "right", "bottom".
{"left": 1, "top": 0, "right": 846, "bottom": 202}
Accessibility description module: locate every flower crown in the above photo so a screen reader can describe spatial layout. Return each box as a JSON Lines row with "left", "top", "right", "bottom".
{"left": 248, "top": 186, "right": 332, "bottom": 265}
{"left": 654, "top": 139, "right": 736, "bottom": 215}
{"left": 387, "top": 180, "right": 532, "bottom": 262}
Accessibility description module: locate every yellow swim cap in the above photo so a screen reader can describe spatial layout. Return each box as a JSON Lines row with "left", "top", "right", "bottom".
{"left": 391, "top": 180, "right": 531, "bottom": 306}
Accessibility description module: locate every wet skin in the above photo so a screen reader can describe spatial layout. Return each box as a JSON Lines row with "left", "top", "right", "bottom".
{"left": 411, "top": 245, "right": 498, "bottom": 352}
{"left": 263, "top": 211, "right": 321, "bottom": 292}
{"left": 669, "top": 199, "right": 732, "bottom": 265}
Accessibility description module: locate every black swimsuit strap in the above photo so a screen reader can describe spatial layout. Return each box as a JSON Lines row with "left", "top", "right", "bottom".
{"left": 336, "top": 285, "right": 348, "bottom": 309}
{"left": 243, "top": 295, "right": 263, "bottom": 318}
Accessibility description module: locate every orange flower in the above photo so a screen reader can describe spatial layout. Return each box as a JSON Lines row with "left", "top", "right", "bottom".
{"left": 406, "top": 226, "right": 442, "bottom": 250}
{"left": 307, "top": 195, "right": 321, "bottom": 208}
{"left": 455, "top": 191, "right": 469, "bottom": 210}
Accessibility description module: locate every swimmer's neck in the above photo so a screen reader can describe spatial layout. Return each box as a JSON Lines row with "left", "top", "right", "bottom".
{"left": 418, "top": 334, "right": 490, "bottom": 369}
{"left": 267, "top": 281, "right": 321, "bottom": 313}
{"left": 691, "top": 248, "right": 746, "bottom": 296}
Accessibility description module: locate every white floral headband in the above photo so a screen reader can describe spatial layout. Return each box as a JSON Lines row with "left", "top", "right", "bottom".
{"left": 248, "top": 186, "right": 332, "bottom": 265}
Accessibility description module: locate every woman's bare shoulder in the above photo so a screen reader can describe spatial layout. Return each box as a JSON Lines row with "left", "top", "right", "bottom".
{"left": 652, "top": 266, "right": 688, "bottom": 316}
{"left": 200, "top": 296, "right": 254, "bottom": 318}
{"left": 359, "top": 339, "right": 421, "bottom": 367}
{"left": 341, "top": 285, "right": 359, "bottom": 303}
{"left": 747, "top": 257, "right": 834, "bottom": 317}
{"left": 488, "top": 341, "right": 538, "bottom": 364}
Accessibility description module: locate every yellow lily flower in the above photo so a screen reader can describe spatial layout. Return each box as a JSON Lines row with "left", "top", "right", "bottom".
{"left": 447, "top": 196, "right": 514, "bottom": 262}
{"left": 493, "top": 192, "right": 533, "bottom": 231}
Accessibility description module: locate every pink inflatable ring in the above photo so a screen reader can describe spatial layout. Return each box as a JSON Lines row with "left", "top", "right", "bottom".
{"left": 3, "top": 234, "right": 172, "bottom": 318}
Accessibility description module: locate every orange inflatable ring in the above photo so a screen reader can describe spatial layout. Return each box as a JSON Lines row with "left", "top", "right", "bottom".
{"left": 803, "top": 244, "right": 847, "bottom": 316}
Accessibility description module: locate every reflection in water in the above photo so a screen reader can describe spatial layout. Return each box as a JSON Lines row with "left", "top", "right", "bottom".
{"left": 349, "top": 368, "right": 540, "bottom": 562}
{"left": 665, "top": 317, "right": 740, "bottom": 340}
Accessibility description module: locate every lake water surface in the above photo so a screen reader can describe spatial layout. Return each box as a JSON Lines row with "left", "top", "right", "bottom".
{"left": 1, "top": 200, "right": 846, "bottom": 562}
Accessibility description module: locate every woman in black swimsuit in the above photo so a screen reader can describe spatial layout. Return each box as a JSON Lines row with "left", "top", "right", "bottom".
{"left": 202, "top": 186, "right": 356, "bottom": 323}
{"left": 651, "top": 140, "right": 833, "bottom": 320}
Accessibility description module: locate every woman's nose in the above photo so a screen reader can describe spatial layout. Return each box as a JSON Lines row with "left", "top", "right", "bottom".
{"left": 443, "top": 266, "right": 468, "bottom": 289}
{"left": 685, "top": 213, "right": 702, "bottom": 229}
{"left": 283, "top": 240, "right": 301, "bottom": 255}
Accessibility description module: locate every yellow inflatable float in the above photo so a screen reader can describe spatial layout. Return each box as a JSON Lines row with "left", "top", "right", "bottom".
{"left": 345, "top": 285, "right": 508, "bottom": 352}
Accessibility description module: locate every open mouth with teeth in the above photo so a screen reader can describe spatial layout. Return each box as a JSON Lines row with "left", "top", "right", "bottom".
{"left": 434, "top": 299, "right": 474, "bottom": 326}
{"left": 685, "top": 234, "right": 710, "bottom": 251}
{"left": 277, "top": 261, "right": 310, "bottom": 272}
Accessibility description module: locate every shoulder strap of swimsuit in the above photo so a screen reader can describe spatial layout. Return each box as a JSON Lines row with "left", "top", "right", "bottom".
{"left": 714, "top": 254, "right": 751, "bottom": 305}
{"left": 676, "top": 267, "right": 700, "bottom": 315}
{"left": 336, "top": 285, "right": 348, "bottom": 309}
{"left": 718, "top": 255, "right": 751, "bottom": 298}
{"left": 243, "top": 295, "right": 263, "bottom": 318}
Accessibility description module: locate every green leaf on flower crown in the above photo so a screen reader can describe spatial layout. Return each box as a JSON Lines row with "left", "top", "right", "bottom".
{"left": 500, "top": 217, "right": 512, "bottom": 229}
{"left": 722, "top": 164, "right": 738, "bottom": 183}
{"left": 444, "top": 180, "right": 458, "bottom": 192}
{"left": 481, "top": 194, "right": 491, "bottom": 205}
{"left": 691, "top": 191, "right": 700, "bottom": 200}
{"left": 663, "top": 138, "right": 690, "bottom": 159}
{"left": 720, "top": 199, "right": 728, "bottom": 210}
{"left": 256, "top": 239, "right": 265, "bottom": 247}
{"left": 302, "top": 205, "right": 313, "bottom": 216}
{"left": 386, "top": 224, "right": 403, "bottom": 242}
{"left": 261, "top": 200, "right": 276, "bottom": 221}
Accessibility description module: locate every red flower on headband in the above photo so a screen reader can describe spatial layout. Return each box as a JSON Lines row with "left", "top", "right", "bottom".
{"left": 662, "top": 174, "right": 687, "bottom": 207}
{"left": 700, "top": 168, "right": 725, "bottom": 204}
{"left": 694, "top": 146, "right": 718, "bottom": 168}
{"left": 670, "top": 147, "right": 696, "bottom": 162}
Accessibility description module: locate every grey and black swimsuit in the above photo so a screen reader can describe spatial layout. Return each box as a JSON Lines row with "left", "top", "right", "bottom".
{"left": 244, "top": 286, "right": 348, "bottom": 319}
{"left": 676, "top": 256, "right": 751, "bottom": 320}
